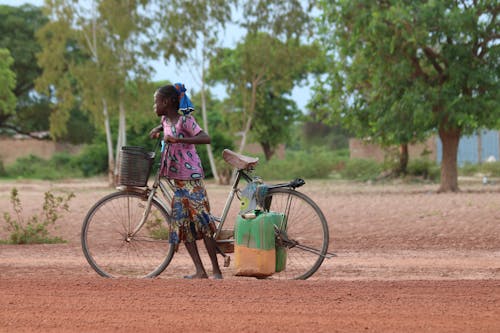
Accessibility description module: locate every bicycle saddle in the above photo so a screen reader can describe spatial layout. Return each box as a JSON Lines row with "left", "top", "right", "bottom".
{"left": 222, "top": 149, "right": 259, "bottom": 170}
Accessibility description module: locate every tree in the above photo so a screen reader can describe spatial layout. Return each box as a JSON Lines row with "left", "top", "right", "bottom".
{"left": 250, "top": 86, "right": 300, "bottom": 160}
{"left": 0, "top": 4, "right": 49, "bottom": 135}
{"left": 37, "top": 0, "right": 154, "bottom": 184}
{"left": 317, "top": 0, "right": 500, "bottom": 192}
{"left": 151, "top": 0, "right": 234, "bottom": 183}
{"left": 0, "top": 5, "right": 46, "bottom": 98}
{"left": 36, "top": 0, "right": 235, "bottom": 184}
{"left": 208, "top": 32, "right": 321, "bottom": 158}
{"left": 0, "top": 48, "right": 17, "bottom": 124}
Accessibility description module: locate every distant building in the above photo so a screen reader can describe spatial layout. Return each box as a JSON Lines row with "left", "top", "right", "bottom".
{"left": 436, "top": 129, "right": 499, "bottom": 166}
{"left": 350, "top": 129, "right": 500, "bottom": 166}
{"left": 0, "top": 136, "right": 81, "bottom": 166}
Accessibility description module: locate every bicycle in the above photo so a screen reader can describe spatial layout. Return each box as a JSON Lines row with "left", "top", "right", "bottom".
{"left": 81, "top": 145, "right": 334, "bottom": 280}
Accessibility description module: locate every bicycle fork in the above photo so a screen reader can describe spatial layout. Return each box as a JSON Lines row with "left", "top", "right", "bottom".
{"left": 129, "top": 187, "right": 157, "bottom": 239}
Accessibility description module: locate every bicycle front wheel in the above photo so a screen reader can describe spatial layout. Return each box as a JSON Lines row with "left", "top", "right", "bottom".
{"left": 264, "top": 188, "right": 329, "bottom": 280}
{"left": 81, "top": 191, "right": 175, "bottom": 278}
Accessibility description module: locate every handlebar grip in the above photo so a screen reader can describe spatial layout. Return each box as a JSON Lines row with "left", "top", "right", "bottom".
{"left": 291, "top": 178, "right": 305, "bottom": 188}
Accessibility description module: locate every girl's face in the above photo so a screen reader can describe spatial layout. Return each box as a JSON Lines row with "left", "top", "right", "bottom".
{"left": 153, "top": 91, "right": 167, "bottom": 116}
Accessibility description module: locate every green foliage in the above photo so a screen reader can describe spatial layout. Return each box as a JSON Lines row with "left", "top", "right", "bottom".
{"left": 459, "top": 161, "right": 500, "bottom": 178}
{"left": 0, "top": 48, "right": 17, "bottom": 121}
{"left": 251, "top": 89, "right": 301, "bottom": 160}
{"left": 316, "top": 0, "right": 500, "bottom": 191}
{"left": 197, "top": 131, "right": 235, "bottom": 178}
{"left": 339, "top": 159, "right": 382, "bottom": 181}
{"left": 0, "top": 5, "right": 46, "bottom": 97}
{"left": 301, "top": 121, "right": 350, "bottom": 150}
{"left": 459, "top": 162, "right": 480, "bottom": 177}
{"left": 0, "top": 5, "right": 50, "bottom": 135}
{"left": 0, "top": 158, "right": 6, "bottom": 177}
{"left": 74, "top": 142, "right": 108, "bottom": 177}
{"left": 241, "top": 0, "right": 315, "bottom": 40}
{"left": 4, "top": 153, "right": 82, "bottom": 180}
{"left": 407, "top": 158, "right": 440, "bottom": 181}
{"left": 477, "top": 162, "right": 500, "bottom": 178}
{"left": 145, "top": 215, "right": 169, "bottom": 240}
{"left": 208, "top": 32, "right": 323, "bottom": 155}
{"left": 1, "top": 188, "right": 74, "bottom": 244}
{"left": 255, "top": 147, "right": 348, "bottom": 180}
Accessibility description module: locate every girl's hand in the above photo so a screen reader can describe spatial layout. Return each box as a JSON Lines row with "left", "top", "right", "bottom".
{"left": 149, "top": 126, "right": 162, "bottom": 139}
{"left": 164, "top": 135, "right": 178, "bottom": 143}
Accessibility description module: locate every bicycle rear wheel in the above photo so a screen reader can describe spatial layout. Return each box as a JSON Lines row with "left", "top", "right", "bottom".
{"left": 81, "top": 191, "right": 175, "bottom": 278}
{"left": 263, "top": 188, "right": 329, "bottom": 280}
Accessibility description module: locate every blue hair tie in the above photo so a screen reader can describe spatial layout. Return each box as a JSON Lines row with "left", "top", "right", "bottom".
{"left": 174, "top": 82, "right": 195, "bottom": 115}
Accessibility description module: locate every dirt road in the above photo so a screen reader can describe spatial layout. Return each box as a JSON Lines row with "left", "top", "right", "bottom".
{"left": 1, "top": 179, "right": 499, "bottom": 332}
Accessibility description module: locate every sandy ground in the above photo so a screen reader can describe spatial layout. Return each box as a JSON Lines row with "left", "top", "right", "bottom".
{"left": 0, "top": 178, "right": 499, "bottom": 332}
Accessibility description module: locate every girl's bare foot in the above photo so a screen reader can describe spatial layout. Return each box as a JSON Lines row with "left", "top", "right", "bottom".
{"left": 183, "top": 273, "right": 208, "bottom": 279}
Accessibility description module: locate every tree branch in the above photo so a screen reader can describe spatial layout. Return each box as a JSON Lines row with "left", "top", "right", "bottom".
{"left": 423, "top": 46, "right": 445, "bottom": 74}
{"left": 0, "top": 124, "right": 49, "bottom": 139}
{"left": 406, "top": 51, "right": 430, "bottom": 83}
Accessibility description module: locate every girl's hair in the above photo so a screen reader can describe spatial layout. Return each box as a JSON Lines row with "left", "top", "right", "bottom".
{"left": 156, "top": 85, "right": 180, "bottom": 109}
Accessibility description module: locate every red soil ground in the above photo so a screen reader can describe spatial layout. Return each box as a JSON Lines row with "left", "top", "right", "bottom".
{"left": 0, "top": 178, "right": 499, "bottom": 332}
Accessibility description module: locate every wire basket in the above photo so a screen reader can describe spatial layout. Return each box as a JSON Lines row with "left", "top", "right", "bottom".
{"left": 118, "top": 146, "right": 155, "bottom": 187}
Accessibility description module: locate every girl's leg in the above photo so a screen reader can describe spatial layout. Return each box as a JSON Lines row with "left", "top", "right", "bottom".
{"left": 203, "top": 236, "right": 223, "bottom": 279}
{"left": 184, "top": 241, "right": 208, "bottom": 279}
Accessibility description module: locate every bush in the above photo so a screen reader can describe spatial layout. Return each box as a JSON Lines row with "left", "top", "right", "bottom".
{"left": 1, "top": 188, "right": 74, "bottom": 244}
{"left": 407, "top": 158, "right": 440, "bottom": 181}
{"left": 4, "top": 154, "right": 82, "bottom": 180}
{"left": 74, "top": 142, "right": 108, "bottom": 177}
{"left": 479, "top": 161, "right": 500, "bottom": 177}
{"left": 197, "top": 131, "right": 235, "bottom": 179}
{"left": 339, "top": 158, "right": 382, "bottom": 181}
{"left": 255, "top": 147, "right": 348, "bottom": 180}
{"left": 0, "top": 159, "right": 6, "bottom": 177}
{"left": 459, "top": 162, "right": 480, "bottom": 176}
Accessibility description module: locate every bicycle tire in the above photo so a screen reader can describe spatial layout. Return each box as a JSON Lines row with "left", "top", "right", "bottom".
{"left": 81, "top": 191, "right": 175, "bottom": 278}
{"left": 263, "top": 188, "right": 329, "bottom": 280}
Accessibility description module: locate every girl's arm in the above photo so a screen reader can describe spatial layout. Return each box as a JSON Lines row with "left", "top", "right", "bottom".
{"left": 149, "top": 125, "right": 163, "bottom": 139}
{"left": 165, "top": 131, "right": 211, "bottom": 144}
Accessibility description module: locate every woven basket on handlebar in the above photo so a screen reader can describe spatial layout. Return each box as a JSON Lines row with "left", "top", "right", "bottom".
{"left": 118, "top": 146, "right": 155, "bottom": 187}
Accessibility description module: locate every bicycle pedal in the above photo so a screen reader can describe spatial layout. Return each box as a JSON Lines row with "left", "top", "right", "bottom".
{"left": 223, "top": 256, "right": 231, "bottom": 267}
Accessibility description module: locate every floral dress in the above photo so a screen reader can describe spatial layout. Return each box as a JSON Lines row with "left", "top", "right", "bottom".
{"left": 160, "top": 115, "right": 216, "bottom": 246}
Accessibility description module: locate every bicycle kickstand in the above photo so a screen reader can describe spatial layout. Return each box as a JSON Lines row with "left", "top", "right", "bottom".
{"left": 215, "top": 244, "right": 231, "bottom": 267}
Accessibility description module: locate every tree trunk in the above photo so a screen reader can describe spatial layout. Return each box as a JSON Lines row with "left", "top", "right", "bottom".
{"left": 114, "top": 100, "right": 126, "bottom": 184}
{"left": 103, "top": 98, "right": 115, "bottom": 187}
{"left": 238, "top": 78, "right": 259, "bottom": 154}
{"left": 261, "top": 142, "right": 274, "bottom": 161}
{"left": 438, "top": 126, "right": 461, "bottom": 192}
{"left": 477, "top": 130, "right": 482, "bottom": 164}
{"left": 238, "top": 114, "right": 253, "bottom": 154}
{"left": 200, "top": 68, "right": 220, "bottom": 184}
{"left": 399, "top": 143, "right": 409, "bottom": 175}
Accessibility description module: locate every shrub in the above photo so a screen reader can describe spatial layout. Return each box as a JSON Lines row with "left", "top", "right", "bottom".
{"left": 4, "top": 153, "right": 82, "bottom": 180}
{"left": 480, "top": 161, "right": 500, "bottom": 177}
{"left": 1, "top": 188, "right": 74, "bottom": 244}
{"left": 339, "top": 158, "right": 382, "bottom": 181}
{"left": 0, "top": 159, "right": 5, "bottom": 177}
{"left": 255, "top": 147, "right": 348, "bottom": 180}
{"left": 459, "top": 162, "right": 480, "bottom": 176}
{"left": 74, "top": 142, "right": 108, "bottom": 177}
{"left": 407, "top": 158, "right": 440, "bottom": 181}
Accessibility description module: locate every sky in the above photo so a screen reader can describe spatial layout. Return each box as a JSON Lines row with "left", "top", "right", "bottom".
{"left": 2, "top": 0, "right": 312, "bottom": 110}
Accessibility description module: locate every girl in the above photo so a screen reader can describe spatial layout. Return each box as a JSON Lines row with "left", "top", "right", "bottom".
{"left": 149, "top": 83, "right": 222, "bottom": 279}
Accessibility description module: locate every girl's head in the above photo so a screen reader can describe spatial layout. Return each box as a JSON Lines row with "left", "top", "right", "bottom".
{"left": 154, "top": 83, "right": 195, "bottom": 117}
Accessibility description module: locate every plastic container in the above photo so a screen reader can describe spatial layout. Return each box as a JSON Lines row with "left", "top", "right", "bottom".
{"left": 275, "top": 246, "right": 287, "bottom": 272}
{"left": 234, "top": 211, "right": 285, "bottom": 277}
{"left": 118, "top": 146, "right": 155, "bottom": 187}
